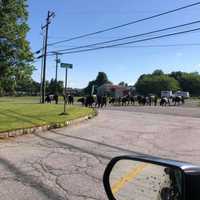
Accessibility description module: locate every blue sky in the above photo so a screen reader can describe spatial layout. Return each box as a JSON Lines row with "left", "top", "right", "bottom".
{"left": 28, "top": 0, "right": 200, "bottom": 88}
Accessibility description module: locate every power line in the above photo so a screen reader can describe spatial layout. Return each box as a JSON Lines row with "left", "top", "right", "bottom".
{"left": 53, "top": 20, "right": 200, "bottom": 52}
{"left": 48, "top": 1, "right": 200, "bottom": 46}
{"left": 43, "top": 43, "right": 200, "bottom": 58}
{"left": 111, "top": 43, "right": 200, "bottom": 48}
{"left": 49, "top": 27, "right": 200, "bottom": 55}
{"left": 46, "top": 43, "right": 200, "bottom": 51}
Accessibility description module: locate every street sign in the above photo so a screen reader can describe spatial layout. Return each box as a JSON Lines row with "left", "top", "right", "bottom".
{"left": 60, "top": 63, "right": 73, "bottom": 115}
{"left": 61, "top": 63, "right": 73, "bottom": 69}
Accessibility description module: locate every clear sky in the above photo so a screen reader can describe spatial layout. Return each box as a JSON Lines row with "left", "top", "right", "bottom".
{"left": 28, "top": 0, "right": 200, "bottom": 88}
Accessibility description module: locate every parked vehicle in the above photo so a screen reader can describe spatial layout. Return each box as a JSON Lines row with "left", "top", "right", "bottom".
{"left": 174, "top": 91, "right": 190, "bottom": 98}
{"left": 161, "top": 91, "right": 173, "bottom": 98}
{"left": 103, "top": 155, "right": 200, "bottom": 200}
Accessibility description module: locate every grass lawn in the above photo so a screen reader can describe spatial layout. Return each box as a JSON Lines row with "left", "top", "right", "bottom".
{"left": 0, "top": 97, "right": 94, "bottom": 133}
{"left": 0, "top": 96, "right": 83, "bottom": 104}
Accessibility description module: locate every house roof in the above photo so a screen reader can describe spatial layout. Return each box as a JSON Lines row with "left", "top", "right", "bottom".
{"left": 98, "top": 83, "right": 128, "bottom": 90}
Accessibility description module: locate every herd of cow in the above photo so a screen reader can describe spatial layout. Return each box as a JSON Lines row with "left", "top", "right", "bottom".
{"left": 77, "top": 95, "right": 185, "bottom": 108}
{"left": 44, "top": 93, "right": 185, "bottom": 108}
{"left": 45, "top": 94, "right": 74, "bottom": 105}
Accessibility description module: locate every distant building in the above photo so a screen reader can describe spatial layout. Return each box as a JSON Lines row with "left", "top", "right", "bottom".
{"left": 97, "top": 83, "right": 135, "bottom": 98}
{"left": 65, "top": 88, "right": 83, "bottom": 96}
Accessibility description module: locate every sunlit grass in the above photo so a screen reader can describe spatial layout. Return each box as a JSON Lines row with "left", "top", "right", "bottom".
{"left": 0, "top": 97, "right": 94, "bottom": 132}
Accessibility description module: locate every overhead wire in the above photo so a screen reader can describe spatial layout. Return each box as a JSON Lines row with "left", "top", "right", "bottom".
{"left": 52, "top": 20, "right": 200, "bottom": 52}
{"left": 47, "top": 27, "right": 200, "bottom": 55}
{"left": 47, "top": 43, "right": 200, "bottom": 50}
{"left": 47, "top": 1, "right": 200, "bottom": 47}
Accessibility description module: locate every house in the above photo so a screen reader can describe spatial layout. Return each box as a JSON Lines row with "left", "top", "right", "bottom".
{"left": 65, "top": 88, "right": 83, "bottom": 96}
{"left": 97, "top": 83, "right": 134, "bottom": 98}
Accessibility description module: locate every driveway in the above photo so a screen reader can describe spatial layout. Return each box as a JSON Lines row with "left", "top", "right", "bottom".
{"left": 0, "top": 106, "right": 200, "bottom": 199}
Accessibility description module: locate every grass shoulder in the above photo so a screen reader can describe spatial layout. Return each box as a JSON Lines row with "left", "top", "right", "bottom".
{"left": 0, "top": 101, "right": 95, "bottom": 133}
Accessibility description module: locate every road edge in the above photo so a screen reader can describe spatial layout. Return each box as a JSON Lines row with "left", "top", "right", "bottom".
{"left": 0, "top": 108, "right": 98, "bottom": 140}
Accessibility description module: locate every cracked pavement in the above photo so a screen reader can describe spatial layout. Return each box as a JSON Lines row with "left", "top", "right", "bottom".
{"left": 0, "top": 106, "right": 200, "bottom": 199}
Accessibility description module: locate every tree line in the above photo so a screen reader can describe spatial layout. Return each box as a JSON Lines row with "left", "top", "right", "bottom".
{"left": 135, "top": 70, "right": 200, "bottom": 96}
{"left": 84, "top": 70, "right": 200, "bottom": 97}
{"left": 13, "top": 79, "right": 64, "bottom": 96}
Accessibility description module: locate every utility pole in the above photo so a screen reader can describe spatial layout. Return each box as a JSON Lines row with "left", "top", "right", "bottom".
{"left": 55, "top": 52, "right": 60, "bottom": 94}
{"left": 41, "top": 11, "right": 55, "bottom": 103}
{"left": 55, "top": 52, "right": 60, "bottom": 82}
{"left": 40, "top": 26, "right": 45, "bottom": 103}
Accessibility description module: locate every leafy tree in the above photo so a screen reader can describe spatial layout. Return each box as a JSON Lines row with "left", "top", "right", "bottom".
{"left": 152, "top": 69, "right": 164, "bottom": 76}
{"left": 169, "top": 71, "right": 185, "bottom": 82}
{"left": 169, "top": 71, "right": 200, "bottom": 96}
{"left": 0, "top": 0, "right": 33, "bottom": 95}
{"left": 95, "top": 72, "right": 111, "bottom": 86}
{"left": 84, "top": 80, "right": 96, "bottom": 95}
{"left": 46, "top": 79, "right": 64, "bottom": 95}
{"left": 135, "top": 74, "right": 180, "bottom": 96}
{"left": 84, "top": 72, "right": 112, "bottom": 95}
{"left": 118, "top": 81, "right": 128, "bottom": 87}
{"left": 178, "top": 73, "right": 200, "bottom": 96}
{"left": 15, "top": 79, "right": 40, "bottom": 95}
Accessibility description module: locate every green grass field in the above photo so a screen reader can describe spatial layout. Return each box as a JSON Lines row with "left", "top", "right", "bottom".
{"left": 0, "top": 96, "right": 94, "bottom": 133}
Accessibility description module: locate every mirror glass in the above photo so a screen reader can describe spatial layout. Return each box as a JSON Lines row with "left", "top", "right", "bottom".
{"left": 109, "top": 159, "right": 182, "bottom": 200}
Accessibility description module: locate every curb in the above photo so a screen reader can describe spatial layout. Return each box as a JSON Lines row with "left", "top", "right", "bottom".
{"left": 0, "top": 109, "right": 98, "bottom": 140}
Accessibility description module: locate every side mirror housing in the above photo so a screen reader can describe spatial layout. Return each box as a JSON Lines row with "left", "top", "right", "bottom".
{"left": 103, "top": 155, "right": 200, "bottom": 200}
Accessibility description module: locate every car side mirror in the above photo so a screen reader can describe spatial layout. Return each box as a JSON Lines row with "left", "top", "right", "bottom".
{"left": 103, "top": 155, "right": 200, "bottom": 200}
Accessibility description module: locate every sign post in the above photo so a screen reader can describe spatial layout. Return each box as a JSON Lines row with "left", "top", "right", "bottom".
{"left": 60, "top": 63, "right": 73, "bottom": 115}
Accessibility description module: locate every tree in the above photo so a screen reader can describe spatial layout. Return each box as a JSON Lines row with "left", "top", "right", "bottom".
{"left": 169, "top": 71, "right": 185, "bottom": 82}
{"left": 135, "top": 74, "right": 180, "bottom": 96}
{"left": 178, "top": 73, "right": 200, "bottom": 96}
{"left": 152, "top": 69, "right": 164, "bottom": 76}
{"left": 169, "top": 71, "right": 200, "bottom": 96}
{"left": 118, "top": 81, "right": 128, "bottom": 87}
{"left": 15, "top": 79, "right": 40, "bottom": 95}
{"left": 0, "top": 0, "right": 34, "bottom": 95}
{"left": 84, "top": 72, "right": 112, "bottom": 95}
{"left": 46, "top": 79, "right": 64, "bottom": 95}
{"left": 95, "top": 72, "right": 111, "bottom": 86}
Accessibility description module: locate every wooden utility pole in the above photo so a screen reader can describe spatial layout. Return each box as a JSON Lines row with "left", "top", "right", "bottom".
{"left": 55, "top": 52, "right": 60, "bottom": 82}
{"left": 41, "top": 11, "right": 55, "bottom": 103}
{"left": 55, "top": 52, "right": 61, "bottom": 94}
{"left": 40, "top": 28, "right": 45, "bottom": 103}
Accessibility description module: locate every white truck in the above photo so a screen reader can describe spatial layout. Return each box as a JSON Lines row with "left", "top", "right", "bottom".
{"left": 174, "top": 91, "right": 190, "bottom": 98}
{"left": 161, "top": 91, "right": 173, "bottom": 98}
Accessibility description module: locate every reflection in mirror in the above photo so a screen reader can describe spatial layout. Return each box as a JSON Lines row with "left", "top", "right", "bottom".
{"left": 109, "top": 159, "right": 182, "bottom": 200}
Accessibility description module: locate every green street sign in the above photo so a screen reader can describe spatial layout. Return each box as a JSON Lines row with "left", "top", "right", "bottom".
{"left": 61, "top": 63, "right": 73, "bottom": 69}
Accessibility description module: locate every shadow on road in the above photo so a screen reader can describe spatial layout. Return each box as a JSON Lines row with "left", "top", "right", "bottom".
{"left": 0, "top": 157, "right": 65, "bottom": 200}
{"left": 50, "top": 130, "right": 146, "bottom": 156}
{"left": 33, "top": 133, "right": 113, "bottom": 160}
{"left": 32, "top": 130, "right": 146, "bottom": 163}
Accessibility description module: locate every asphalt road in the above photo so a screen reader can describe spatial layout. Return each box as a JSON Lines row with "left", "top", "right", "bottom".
{"left": 0, "top": 106, "right": 200, "bottom": 200}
